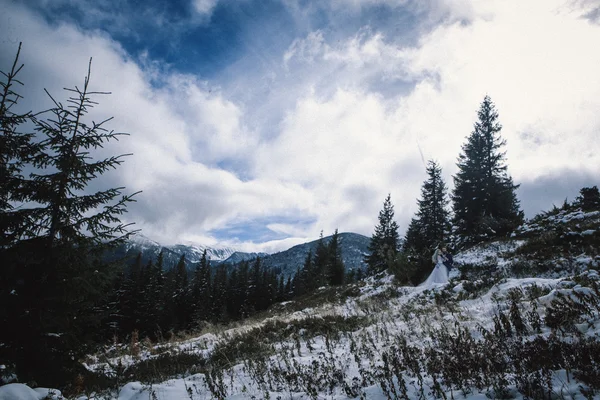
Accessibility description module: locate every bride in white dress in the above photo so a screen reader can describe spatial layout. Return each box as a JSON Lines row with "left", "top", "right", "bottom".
{"left": 420, "top": 245, "right": 449, "bottom": 286}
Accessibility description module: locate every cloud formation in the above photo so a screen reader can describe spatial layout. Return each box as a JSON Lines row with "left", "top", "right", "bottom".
{"left": 193, "top": 0, "right": 219, "bottom": 16}
{"left": 1, "top": 0, "right": 599, "bottom": 252}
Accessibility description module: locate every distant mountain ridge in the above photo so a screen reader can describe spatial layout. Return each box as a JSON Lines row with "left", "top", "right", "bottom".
{"left": 258, "top": 232, "right": 370, "bottom": 277}
{"left": 114, "top": 234, "right": 239, "bottom": 271}
{"left": 114, "top": 232, "right": 370, "bottom": 275}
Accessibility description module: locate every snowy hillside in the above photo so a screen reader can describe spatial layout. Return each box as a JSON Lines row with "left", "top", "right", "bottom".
{"left": 4, "top": 208, "right": 600, "bottom": 399}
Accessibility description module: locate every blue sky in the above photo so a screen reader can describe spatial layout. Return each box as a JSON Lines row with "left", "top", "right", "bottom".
{"left": 1, "top": 0, "right": 600, "bottom": 252}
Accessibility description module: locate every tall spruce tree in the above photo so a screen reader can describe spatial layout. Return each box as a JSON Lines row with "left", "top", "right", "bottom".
{"left": 1, "top": 58, "right": 137, "bottom": 385}
{"left": 403, "top": 160, "right": 450, "bottom": 282}
{"left": 0, "top": 43, "right": 40, "bottom": 249}
{"left": 575, "top": 186, "right": 600, "bottom": 211}
{"left": 365, "top": 194, "right": 400, "bottom": 275}
{"left": 404, "top": 160, "right": 450, "bottom": 253}
{"left": 326, "top": 229, "right": 345, "bottom": 285}
{"left": 452, "top": 96, "right": 523, "bottom": 246}
{"left": 313, "top": 231, "right": 329, "bottom": 287}
{"left": 191, "top": 250, "right": 212, "bottom": 324}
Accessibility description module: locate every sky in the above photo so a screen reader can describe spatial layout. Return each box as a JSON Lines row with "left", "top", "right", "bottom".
{"left": 1, "top": 0, "right": 599, "bottom": 253}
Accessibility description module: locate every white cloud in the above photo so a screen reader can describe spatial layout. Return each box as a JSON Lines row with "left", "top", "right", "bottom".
{"left": 0, "top": 2, "right": 313, "bottom": 251}
{"left": 2, "top": 0, "right": 599, "bottom": 253}
{"left": 192, "top": 0, "right": 219, "bottom": 16}
{"left": 251, "top": 0, "right": 600, "bottom": 238}
{"left": 402, "top": 0, "right": 600, "bottom": 177}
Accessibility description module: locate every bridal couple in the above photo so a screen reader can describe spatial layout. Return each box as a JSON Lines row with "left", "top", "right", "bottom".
{"left": 421, "top": 243, "right": 453, "bottom": 286}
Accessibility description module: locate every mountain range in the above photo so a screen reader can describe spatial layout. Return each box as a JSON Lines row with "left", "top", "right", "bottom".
{"left": 259, "top": 232, "right": 370, "bottom": 276}
{"left": 114, "top": 232, "right": 370, "bottom": 276}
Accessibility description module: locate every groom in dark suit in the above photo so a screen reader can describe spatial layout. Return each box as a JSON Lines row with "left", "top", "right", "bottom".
{"left": 441, "top": 247, "right": 453, "bottom": 271}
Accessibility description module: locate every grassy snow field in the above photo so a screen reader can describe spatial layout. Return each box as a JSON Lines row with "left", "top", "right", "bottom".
{"left": 2, "top": 208, "right": 599, "bottom": 399}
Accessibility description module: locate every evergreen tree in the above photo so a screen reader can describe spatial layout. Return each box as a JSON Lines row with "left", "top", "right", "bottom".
{"left": 276, "top": 275, "right": 284, "bottom": 302}
{"left": 452, "top": 96, "right": 523, "bottom": 246}
{"left": 108, "top": 253, "right": 142, "bottom": 338}
{"left": 326, "top": 229, "right": 345, "bottom": 285}
{"left": 0, "top": 43, "right": 39, "bottom": 249}
{"left": 284, "top": 276, "right": 292, "bottom": 298}
{"left": 417, "top": 160, "right": 450, "bottom": 248}
{"left": 248, "top": 257, "right": 262, "bottom": 312}
{"left": 403, "top": 217, "right": 424, "bottom": 255}
{"left": 160, "top": 259, "right": 177, "bottom": 332}
{"left": 575, "top": 186, "right": 600, "bottom": 211}
{"left": 403, "top": 160, "right": 450, "bottom": 282}
{"left": 124, "top": 253, "right": 144, "bottom": 332}
{"left": 226, "top": 267, "right": 241, "bottom": 319}
{"left": 143, "top": 252, "right": 164, "bottom": 336}
{"left": 211, "top": 264, "right": 229, "bottom": 322}
{"left": 365, "top": 194, "right": 400, "bottom": 275}
{"left": 173, "top": 255, "right": 190, "bottom": 330}
{"left": 191, "top": 250, "right": 212, "bottom": 325}
{"left": 401, "top": 217, "right": 428, "bottom": 283}
{"left": 1, "top": 58, "right": 137, "bottom": 385}
{"left": 313, "top": 231, "right": 329, "bottom": 287}
{"left": 293, "top": 251, "right": 312, "bottom": 296}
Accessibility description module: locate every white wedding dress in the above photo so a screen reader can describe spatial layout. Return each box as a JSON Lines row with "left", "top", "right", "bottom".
{"left": 420, "top": 256, "right": 449, "bottom": 287}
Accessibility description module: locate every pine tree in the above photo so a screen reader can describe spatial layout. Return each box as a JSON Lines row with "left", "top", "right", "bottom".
{"left": 452, "top": 96, "right": 523, "bottom": 246}
{"left": 0, "top": 43, "right": 39, "bottom": 249}
{"left": 401, "top": 218, "right": 429, "bottom": 284}
{"left": 403, "top": 217, "right": 424, "bottom": 254}
{"left": 248, "top": 256, "right": 262, "bottom": 312}
{"left": 313, "top": 231, "right": 329, "bottom": 287}
{"left": 173, "top": 255, "right": 190, "bottom": 330}
{"left": 277, "top": 275, "right": 285, "bottom": 302}
{"left": 365, "top": 194, "right": 400, "bottom": 275}
{"left": 327, "top": 229, "right": 345, "bottom": 285}
{"left": 191, "top": 250, "right": 212, "bottom": 324}
{"left": 1, "top": 58, "right": 137, "bottom": 385}
{"left": 284, "top": 276, "right": 292, "bottom": 298}
{"left": 417, "top": 160, "right": 450, "bottom": 248}
{"left": 575, "top": 186, "right": 600, "bottom": 211}
{"left": 226, "top": 267, "right": 241, "bottom": 319}
{"left": 294, "top": 250, "right": 312, "bottom": 296}
{"left": 143, "top": 253, "right": 164, "bottom": 337}
{"left": 211, "top": 264, "right": 229, "bottom": 322}
{"left": 108, "top": 252, "right": 142, "bottom": 338}
{"left": 403, "top": 160, "right": 450, "bottom": 282}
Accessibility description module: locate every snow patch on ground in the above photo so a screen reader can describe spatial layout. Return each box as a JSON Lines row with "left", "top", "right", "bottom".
{"left": 0, "top": 384, "right": 61, "bottom": 400}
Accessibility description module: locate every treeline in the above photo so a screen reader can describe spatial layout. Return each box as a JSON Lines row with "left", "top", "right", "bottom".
{"left": 111, "top": 230, "right": 350, "bottom": 340}
{"left": 364, "top": 94, "right": 600, "bottom": 282}
{"left": 111, "top": 251, "right": 280, "bottom": 338}
{"left": 364, "top": 96, "right": 524, "bottom": 283}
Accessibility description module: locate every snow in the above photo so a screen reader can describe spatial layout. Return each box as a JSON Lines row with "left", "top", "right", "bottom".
{"left": 6, "top": 211, "right": 600, "bottom": 399}
{"left": 20, "top": 258, "right": 597, "bottom": 400}
{"left": 0, "top": 384, "right": 61, "bottom": 400}
{"left": 454, "top": 239, "right": 525, "bottom": 267}
{"left": 85, "top": 270, "right": 593, "bottom": 400}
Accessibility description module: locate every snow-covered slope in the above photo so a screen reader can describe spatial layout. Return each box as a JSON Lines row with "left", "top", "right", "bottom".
{"left": 14, "top": 208, "right": 600, "bottom": 399}
{"left": 84, "top": 265, "right": 599, "bottom": 399}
